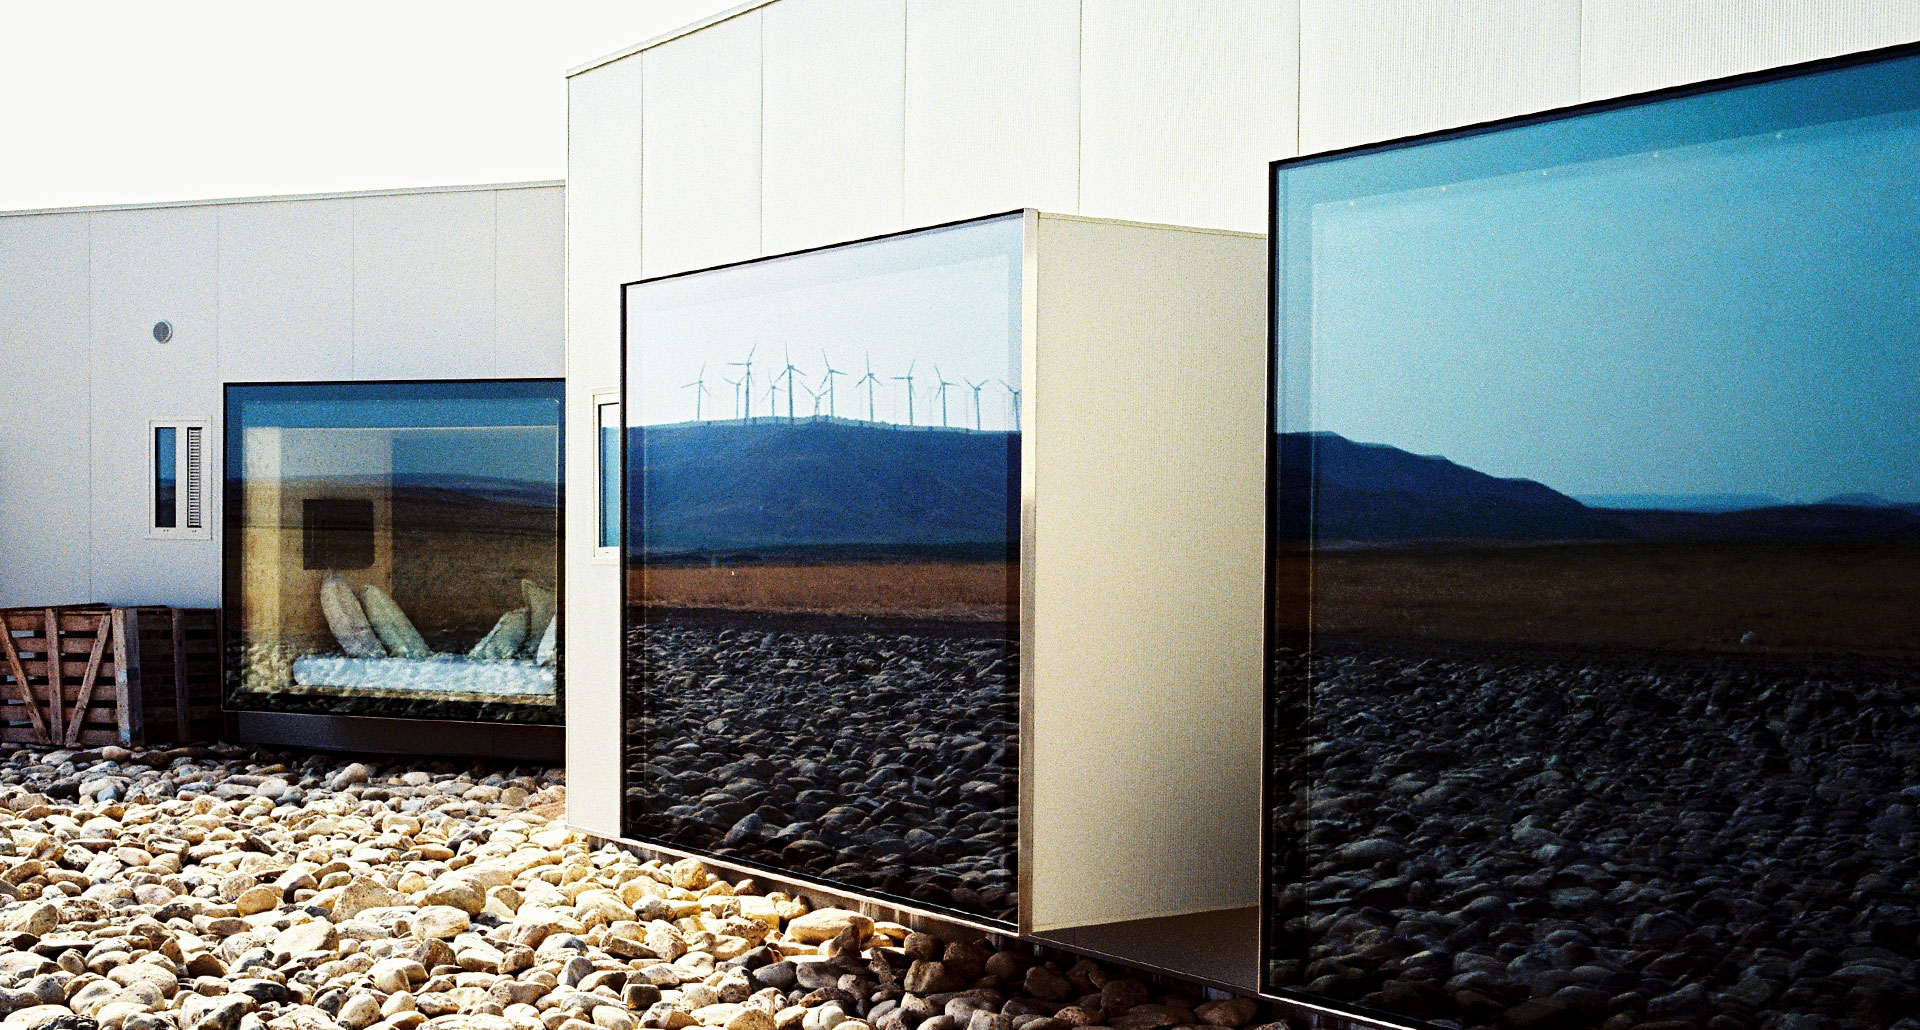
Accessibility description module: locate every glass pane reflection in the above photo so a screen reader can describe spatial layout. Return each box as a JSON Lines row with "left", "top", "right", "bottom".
{"left": 1268, "top": 51, "right": 1920, "bottom": 1028}
{"left": 224, "top": 380, "right": 564, "bottom": 724}
{"left": 622, "top": 214, "right": 1024, "bottom": 926}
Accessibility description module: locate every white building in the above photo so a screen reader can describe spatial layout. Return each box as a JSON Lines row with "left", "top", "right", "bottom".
{"left": 1, "top": 182, "right": 565, "bottom": 610}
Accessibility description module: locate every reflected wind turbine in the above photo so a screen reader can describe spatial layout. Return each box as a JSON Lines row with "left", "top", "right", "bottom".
{"left": 721, "top": 375, "right": 743, "bottom": 419}
{"left": 933, "top": 366, "right": 956, "bottom": 428}
{"left": 776, "top": 346, "right": 805, "bottom": 421}
{"left": 681, "top": 364, "right": 713, "bottom": 421}
{"left": 965, "top": 379, "right": 986, "bottom": 430}
{"left": 894, "top": 361, "right": 917, "bottom": 426}
{"left": 1001, "top": 379, "right": 1021, "bottom": 430}
{"left": 729, "top": 345, "right": 757, "bottom": 421}
{"left": 819, "top": 351, "right": 845, "bottom": 419}
{"left": 856, "top": 354, "right": 881, "bottom": 422}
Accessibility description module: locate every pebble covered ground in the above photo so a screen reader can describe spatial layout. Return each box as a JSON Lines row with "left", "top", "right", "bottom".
{"left": 0, "top": 743, "right": 1285, "bottom": 1030}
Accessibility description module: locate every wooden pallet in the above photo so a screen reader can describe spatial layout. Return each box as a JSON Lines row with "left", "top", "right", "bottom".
{"left": 0, "top": 606, "right": 223, "bottom": 747}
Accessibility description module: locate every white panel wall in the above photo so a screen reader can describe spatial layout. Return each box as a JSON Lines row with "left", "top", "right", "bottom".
{"left": 1581, "top": 0, "right": 1920, "bottom": 100}
{"left": 1298, "top": 0, "right": 1582, "bottom": 155}
{"left": 352, "top": 189, "right": 498, "bottom": 379}
{"left": 218, "top": 199, "right": 355, "bottom": 383}
{"left": 904, "top": 0, "right": 1080, "bottom": 225}
{"left": 565, "top": 54, "right": 646, "bottom": 838}
{"left": 496, "top": 187, "right": 567, "bottom": 378}
{"left": 643, "top": 10, "right": 763, "bottom": 276}
{"left": 87, "top": 206, "right": 223, "bottom": 608}
{"left": 1028, "top": 217, "right": 1266, "bottom": 932}
{"left": 0, "top": 214, "right": 92, "bottom": 607}
{"left": 1081, "top": 1, "right": 1300, "bottom": 230}
{"left": 762, "top": 0, "right": 906, "bottom": 253}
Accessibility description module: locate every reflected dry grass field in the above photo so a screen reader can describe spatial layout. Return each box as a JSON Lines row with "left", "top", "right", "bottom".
{"left": 630, "top": 561, "right": 1014, "bottom": 620}
{"left": 1287, "top": 540, "right": 1920, "bottom": 655}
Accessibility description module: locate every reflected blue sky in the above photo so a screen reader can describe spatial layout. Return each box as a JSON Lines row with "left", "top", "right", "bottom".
{"left": 1280, "top": 53, "right": 1920, "bottom": 506}
{"left": 226, "top": 382, "right": 563, "bottom": 490}
{"left": 625, "top": 215, "right": 1024, "bottom": 432}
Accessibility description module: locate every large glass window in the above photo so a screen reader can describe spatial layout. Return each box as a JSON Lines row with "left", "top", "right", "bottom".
{"left": 1267, "top": 48, "right": 1920, "bottom": 1028}
{"left": 623, "top": 213, "right": 1024, "bottom": 925}
{"left": 224, "top": 380, "right": 563, "bottom": 724}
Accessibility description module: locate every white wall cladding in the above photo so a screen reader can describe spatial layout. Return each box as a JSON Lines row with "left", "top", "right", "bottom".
{"left": 1298, "top": 0, "right": 1582, "bottom": 155}
{"left": 87, "top": 206, "right": 221, "bottom": 609}
{"left": 762, "top": 0, "right": 906, "bottom": 254}
{"left": 1080, "top": 1, "right": 1299, "bottom": 232}
{"left": 642, "top": 10, "right": 763, "bottom": 276}
{"left": 1581, "top": 0, "right": 1920, "bottom": 100}
{"left": 0, "top": 213, "right": 93, "bottom": 607}
{"left": 563, "top": 53, "right": 644, "bottom": 838}
{"left": 904, "top": 0, "right": 1081, "bottom": 225}
{"left": 352, "top": 189, "right": 498, "bottom": 380}
{"left": 0, "top": 184, "right": 564, "bottom": 610}
{"left": 494, "top": 187, "right": 568, "bottom": 378}
{"left": 218, "top": 199, "right": 356, "bottom": 383}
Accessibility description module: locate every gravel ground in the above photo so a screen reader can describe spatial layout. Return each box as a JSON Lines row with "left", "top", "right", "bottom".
{"left": 1267, "top": 639, "right": 1920, "bottom": 1030}
{"left": 623, "top": 616, "right": 1018, "bottom": 925}
{"left": 0, "top": 742, "right": 1279, "bottom": 1030}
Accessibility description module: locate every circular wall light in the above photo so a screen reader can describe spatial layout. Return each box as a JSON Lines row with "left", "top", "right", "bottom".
{"left": 153, "top": 321, "right": 174, "bottom": 343}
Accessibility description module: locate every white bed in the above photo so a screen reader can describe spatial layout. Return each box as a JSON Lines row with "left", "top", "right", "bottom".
{"left": 291, "top": 654, "right": 555, "bottom": 698}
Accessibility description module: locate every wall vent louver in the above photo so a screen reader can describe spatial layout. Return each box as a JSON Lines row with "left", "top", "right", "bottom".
{"left": 183, "top": 426, "right": 204, "bottom": 530}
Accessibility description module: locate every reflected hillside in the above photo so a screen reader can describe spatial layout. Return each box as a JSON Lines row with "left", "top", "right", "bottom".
{"left": 628, "top": 418, "right": 1019, "bottom": 563}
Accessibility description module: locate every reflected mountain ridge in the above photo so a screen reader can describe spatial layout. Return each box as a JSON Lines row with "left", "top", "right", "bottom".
{"left": 1282, "top": 432, "right": 1920, "bottom": 544}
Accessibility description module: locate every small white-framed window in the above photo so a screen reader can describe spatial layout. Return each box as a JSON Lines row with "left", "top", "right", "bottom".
{"left": 593, "top": 391, "right": 621, "bottom": 561}
{"left": 150, "top": 420, "right": 210, "bottom": 540}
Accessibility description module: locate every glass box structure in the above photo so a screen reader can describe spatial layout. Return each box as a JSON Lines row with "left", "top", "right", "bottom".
{"left": 623, "top": 211, "right": 1267, "bottom": 955}
{"left": 224, "top": 380, "right": 564, "bottom": 731}
{"left": 1266, "top": 45, "right": 1920, "bottom": 1029}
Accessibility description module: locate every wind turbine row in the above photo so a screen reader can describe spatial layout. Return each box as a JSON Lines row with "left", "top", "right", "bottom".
{"left": 684, "top": 347, "right": 1023, "bottom": 429}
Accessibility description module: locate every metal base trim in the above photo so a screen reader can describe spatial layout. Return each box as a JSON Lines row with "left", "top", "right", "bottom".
{"left": 232, "top": 711, "right": 564, "bottom": 761}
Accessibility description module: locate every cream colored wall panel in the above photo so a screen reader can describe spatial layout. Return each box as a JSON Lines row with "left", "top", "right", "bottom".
{"left": 1028, "top": 216, "right": 1266, "bottom": 932}
{"left": 1299, "top": 0, "right": 1581, "bottom": 155}
{"left": 566, "top": 56, "right": 647, "bottom": 839}
{"left": 904, "top": 0, "right": 1080, "bottom": 225}
{"left": 762, "top": 0, "right": 906, "bottom": 253}
{"left": 643, "top": 11, "right": 763, "bottom": 276}
{"left": 351, "top": 189, "right": 496, "bottom": 380}
{"left": 0, "top": 213, "right": 92, "bottom": 607}
{"left": 494, "top": 186, "right": 567, "bottom": 378}
{"left": 1581, "top": 0, "right": 1920, "bottom": 100}
{"left": 88, "top": 207, "right": 222, "bottom": 608}
{"left": 217, "top": 198, "right": 354, "bottom": 383}
{"left": 1080, "top": 0, "right": 1299, "bottom": 232}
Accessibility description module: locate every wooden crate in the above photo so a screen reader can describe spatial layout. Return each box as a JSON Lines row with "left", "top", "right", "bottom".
{"left": 0, "top": 606, "right": 224, "bottom": 747}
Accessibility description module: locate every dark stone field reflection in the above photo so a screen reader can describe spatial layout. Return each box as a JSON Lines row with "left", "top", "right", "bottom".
{"left": 624, "top": 611, "right": 1018, "bottom": 925}
{"left": 1267, "top": 639, "right": 1920, "bottom": 1030}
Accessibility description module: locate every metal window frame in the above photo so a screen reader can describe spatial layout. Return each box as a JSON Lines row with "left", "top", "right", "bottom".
{"left": 148, "top": 417, "right": 211, "bottom": 541}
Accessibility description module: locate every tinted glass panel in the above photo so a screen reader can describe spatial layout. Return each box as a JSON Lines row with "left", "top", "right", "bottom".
{"left": 224, "top": 380, "right": 564, "bottom": 724}
{"left": 599, "top": 401, "right": 621, "bottom": 549}
{"left": 622, "top": 214, "right": 1024, "bottom": 926}
{"left": 1268, "top": 51, "right": 1920, "bottom": 1028}
{"left": 154, "top": 426, "right": 177, "bottom": 528}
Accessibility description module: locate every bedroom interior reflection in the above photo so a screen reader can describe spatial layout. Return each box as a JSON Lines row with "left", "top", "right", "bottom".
{"left": 225, "top": 380, "right": 564, "bottom": 724}
{"left": 623, "top": 214, "right": 1024, "bottom": 925}
{"left": 1266, "top": 51, "right": 1920, "bottom": 1029}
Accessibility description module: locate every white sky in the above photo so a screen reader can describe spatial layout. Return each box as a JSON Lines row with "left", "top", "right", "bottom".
{"left": 0, "top": 0, "right": 739, "bottom": 212}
